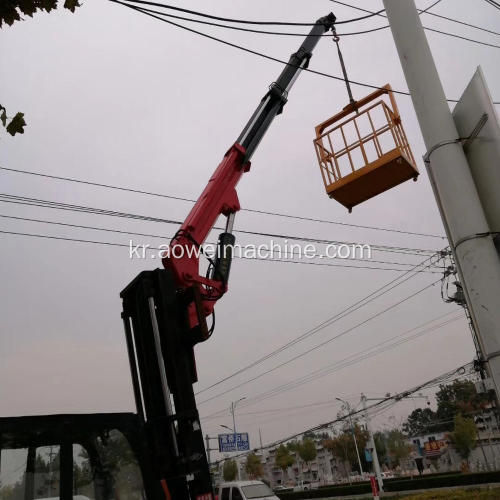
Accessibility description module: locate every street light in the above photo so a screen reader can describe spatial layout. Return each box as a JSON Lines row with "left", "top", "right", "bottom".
{"left": 336, "top": 397, "right": 364, "bottom": 475}
{"left": 220, "top": 424, "right": 234, "bottom": 432}
{"left": 230, "top": 397, "right": 246, "bottom": 436}
{"left": 229, "top": 398, "right": 245, "bottom": 480}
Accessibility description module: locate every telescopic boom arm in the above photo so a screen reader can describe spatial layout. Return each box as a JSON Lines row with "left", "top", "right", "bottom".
{"left": 162, "top": 13, "right": 336, "bottom": 337}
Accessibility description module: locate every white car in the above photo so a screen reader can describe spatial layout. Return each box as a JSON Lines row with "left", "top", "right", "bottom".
{"left": 217, "top": 480, "right": 279, "bottom": 500}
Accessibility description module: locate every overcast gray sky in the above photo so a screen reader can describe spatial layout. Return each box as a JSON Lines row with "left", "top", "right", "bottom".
{"left": 1, "top": 0, "right": 499, "bottom": 458}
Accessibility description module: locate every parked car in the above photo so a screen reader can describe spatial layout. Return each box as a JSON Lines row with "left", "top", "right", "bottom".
{"left": 217, "top": 481, "right": 279, "bottom": 500}
{"left": 292, "top": 480, "right": 319, "bottom": 492}
{"left": 273, "top": 485, "right": 293, "bottom": 492}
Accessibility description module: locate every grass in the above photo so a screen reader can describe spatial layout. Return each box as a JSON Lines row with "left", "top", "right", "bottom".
{"left": 398, "top": 487, "right": 500, "bottom": 499}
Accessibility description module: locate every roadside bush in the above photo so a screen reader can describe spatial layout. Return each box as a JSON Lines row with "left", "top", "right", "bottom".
{"left": 276, "top": 471, "right": 500, "bottom": 499}
{"left": 400, "top": 487, "right": 500, "bottom": 499}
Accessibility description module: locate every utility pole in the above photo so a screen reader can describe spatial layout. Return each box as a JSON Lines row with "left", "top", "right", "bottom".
{"left": 230, "top": 398, "right": 245, "bottom": 480}
{"left": 383, "top": 0, "right": 500, "bottom": 402}
{"left": 361, "top": 394, "right": 383, "bottom": 493}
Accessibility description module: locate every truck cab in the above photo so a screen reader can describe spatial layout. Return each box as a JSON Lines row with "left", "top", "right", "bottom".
{"left": 217, "top": 481, "right": 279, "bottom": 500}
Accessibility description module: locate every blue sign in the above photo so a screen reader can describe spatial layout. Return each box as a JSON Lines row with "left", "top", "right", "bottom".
{"left": 365, "top": 448, "right": 373, "bottom": 462}
{"left": 218, "top": 433, "right": 250, "bottom": 452}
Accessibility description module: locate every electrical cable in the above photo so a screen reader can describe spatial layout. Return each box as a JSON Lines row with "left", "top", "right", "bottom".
{"left": 195, "top": 250, "right": 445, "bottom": 396}
{"left": 116, "top": 0, "right": 499, "bottom": 42}
{"left": 0, "top": 229, "right": 437, "bottom": 273}
{"left": 0, "top": 166, "right": 446, "bottom": 239}
{"left": 240, "top": 313, "right": 460, "bottom": 409}
{"left": 208, "top": 362, "right": 473, "bottom": 460}
{"left": 109, "top": 0, "right": 500, "bottom": 104}
{"left": 484, "top": 0, "right": 500, "bottom": 10}
{"left": 116, "top": 0, "right": 385, "bottom": 25}
{"left": 201, "top": 309, "right": 463, "bottom": 418}
{"left": 424, "top": 11, "right": 500, "bottom": 37}
{"left": 111, "top": 3, "right": 385, "bottom": 37}
{"left": 0, "top": 193, "right": 439, "bottom": 256}
{"left": 0, "top": 214, "right": 432, "bottom": 270}
{"left": 197, "top": 279, "right": 443, "bottom": 406}
{"left": 114, "top": 0, "right": 500, "bottom": 50}
{"left": 330, "top": 0, "right": 500, "bottom": 49}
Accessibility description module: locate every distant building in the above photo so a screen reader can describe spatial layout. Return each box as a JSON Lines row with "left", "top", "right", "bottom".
{"left": 258, "top": 440, "right": 344, "bottom": 488}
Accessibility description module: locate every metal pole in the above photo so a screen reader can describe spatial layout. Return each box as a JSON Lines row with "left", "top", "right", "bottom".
{"left": 337, "top": 398, "right": 363, "bottom": 475}
{"left": 148, "top": 297, "right": 179, "bottom": 457}
{"left": 348, "top": 411, "right": 364, "bottom": 476}
{"left": 361, "top": 394, "right": 383, "bottom": 492}
{"left": 206, "top": 434, "right": 211, "bottom": 468}
{"left": 231, "top": 399, "right": 245, "bottom": 480}
{"left": 383, "top": 0, "right": 500, "bottom": 403}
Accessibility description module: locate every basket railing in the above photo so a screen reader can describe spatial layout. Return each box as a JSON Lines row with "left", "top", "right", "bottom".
{"left": 314, "top": 100, "right": 416, "bottom": 189}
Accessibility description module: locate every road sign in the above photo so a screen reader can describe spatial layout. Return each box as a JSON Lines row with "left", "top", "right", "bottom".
{"left": 218, "top": 433, "right": 250, "bottom": 452}
{"left": 452, "top": 66, "right": 500, "bottom": 237}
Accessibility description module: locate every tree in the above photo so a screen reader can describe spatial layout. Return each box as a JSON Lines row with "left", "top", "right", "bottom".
{"left": 436, "top": 380, "right": 487, "bottom": 429}
{"left": 303, "top": 430, "right": 329, "bottom": 440}
{"left": 403, "top": 381, "right": 488, "bottom": 435}
{"left": 373, "top": 432, "right": 387, "bottom": 466}
{"left": 0, "top": 106, "right": 26, "bottom": 136}
{"left": 386, "top": 430, "right": 412, "bottom": 466}
{"left": 223, "top": 459, "right": 238, "bottom": 481}
{"left": 403, "top": 407, "right": 442, "bottom": 436}
{"left": 324, "top": 425, "right": 369, "bottom": 473}
{"left": 1, "top": 1, "right": 81, "bottom": 136}
{"left": 298, "top": 438, "right": 317, "bottom": 472}
{"left": 275, "top": 444, "right": 295, "bottom": 480}
{"left": 245, "top": 453, "right": 263, "bottom": 480}
{"left": 1, "top": 1, "right": 81, "bottom": 28}
{"left": 448, "top": 414, "right": 477, "bottom": 467}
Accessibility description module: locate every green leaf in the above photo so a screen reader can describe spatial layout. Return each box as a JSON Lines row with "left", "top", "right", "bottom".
{"left": 64, "top": 0, "right": 81, "bottom": 13}
{"left": 0, "top": 4, "right": 22, "bottom": 27}
{"left": 0, "top": 105, "right": 7, "bottom": 127}
{"left": 41, "top": 0, "right": 58, "bottom": 13}
{"left": 17, "top": 0, "right": 39, "bottom": 17}
{"left": 6, "top": 112, "right": 26, "bottom": 136}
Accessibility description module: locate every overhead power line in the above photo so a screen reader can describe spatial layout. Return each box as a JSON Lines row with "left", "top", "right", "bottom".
{"left": 116, "top": 0, "right": 499, "bottom": 41}
{"left": 0, "top": 229, "right": 439, "bottom": 273}
{"left": 111, "top": 3, "right": 381, "bottom": 38}
{"left": 330, "top": 0, "right": 500, "bottom": 49}
{"left": 197, "top": 278, "right": 443, "bottom": 406}
{"left": 206, "top": 362, "right": 472, "bottom": 454}
{"left": 109, "top": 1, "right": 500, "bottom": 105}
{"left": 0, "top": 193, "right": 439, "bottom": 256}
{"left": 117, "top": 0, "right": 385, "bottom": 25}
{"left": 113, "top": 0, "right": 500, "bottom": 50}
{"left": 195, "top": 251, "right": 445, "bottom": 397}
{"left": 424, "top": 10, "right": 500, "bottom": 37}
{"left": 233, "top": 312, "right": 459, "bottom": 410}
{"left": 0, "top": 166, "right": 445, "bottom": 239}
{"left": 0, "top": 213, "right": 435, "bottom": 271}
{"left": 484, "top": 0, "right": 500, "bottom": 11}
{"left": 200, "top": 309, "right": 463, "bottom": 415}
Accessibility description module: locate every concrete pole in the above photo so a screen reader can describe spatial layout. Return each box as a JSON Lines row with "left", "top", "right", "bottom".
{"left": 361, "top": 394, "right": 384, "bottom": 492}
{"left": 347, "top": 409, "right": 364, "bottom": 476}
{"left": 383, "top": 0, "right": 500, "bottom": 400}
